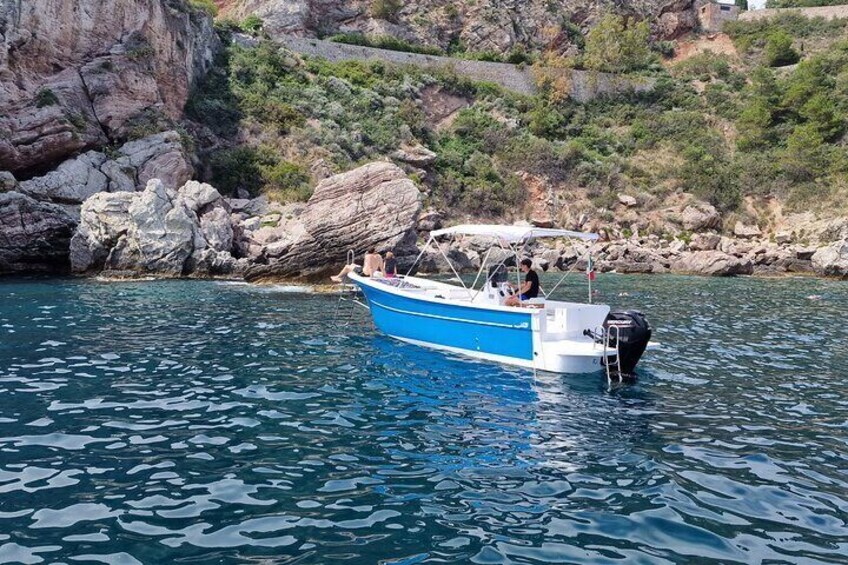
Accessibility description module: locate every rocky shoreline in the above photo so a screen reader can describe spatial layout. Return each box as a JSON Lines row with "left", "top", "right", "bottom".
{"left": 2, "top": 130, "right": 847, "bottom": 282}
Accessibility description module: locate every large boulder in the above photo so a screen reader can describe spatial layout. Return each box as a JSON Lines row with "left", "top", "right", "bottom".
{"left": 671, "top": 251, "right": 754, "bottom": 277}
{"left": 811, "top": 240, "right": 848, "bottom": 279}
{"left": 70, "top": 179, "right": 242, "bottom": 277}
{"left": 0, "top": 192, "right": 76, "bottom": 272}
{"left": 678, "top": 203, "right": 721, "bottom": 232}
{"left": 245, "top": 161, "right": 421, "bottom": 281}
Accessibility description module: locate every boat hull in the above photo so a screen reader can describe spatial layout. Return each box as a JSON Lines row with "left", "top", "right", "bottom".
{"left": 350, "top": 275, "right": 615, "bottom": 374}
{"left": 358, "top": 280, "right": 535, "bottom": 362}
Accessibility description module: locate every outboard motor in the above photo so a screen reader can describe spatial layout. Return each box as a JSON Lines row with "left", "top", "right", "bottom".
{"left": 603, "top": 311, "right": 652, "bottom": 374}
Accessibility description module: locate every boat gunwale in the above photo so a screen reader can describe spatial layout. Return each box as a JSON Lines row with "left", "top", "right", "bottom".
{"left": 348, "top": 272, "right": 542, "bottom": 316}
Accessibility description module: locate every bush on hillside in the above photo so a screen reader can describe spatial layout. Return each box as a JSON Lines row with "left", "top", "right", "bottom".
{"left": 764, "top": 30, "right": 800, "bottom": 66}
{"left": 583, "top": 14, "right": 656, "bottom": 73}
{"left": 371, "top": 0, "right": 403, "bottom": 21}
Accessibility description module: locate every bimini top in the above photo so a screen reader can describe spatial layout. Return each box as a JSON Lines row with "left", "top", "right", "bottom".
{"left": 430, "top": 224, "right": 599, "bottom": 243}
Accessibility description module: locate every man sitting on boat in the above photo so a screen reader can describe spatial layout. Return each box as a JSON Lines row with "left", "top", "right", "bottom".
{"left": 331, "top": 248, "right": 384, "bottom": 282}
{"left": 505, "top": 258, "right": 540, "bottom": 307}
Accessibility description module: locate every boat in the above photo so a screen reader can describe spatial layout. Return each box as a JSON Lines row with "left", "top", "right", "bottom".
{"left": 345, "top": 224, "right": 655, "bottom": 375}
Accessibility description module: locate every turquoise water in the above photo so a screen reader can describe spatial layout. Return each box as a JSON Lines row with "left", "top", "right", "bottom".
{"left": 0, "top": 275, "right": 846, "bottom": 564}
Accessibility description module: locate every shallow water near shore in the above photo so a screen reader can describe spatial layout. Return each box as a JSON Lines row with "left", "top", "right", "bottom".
{"left": 0, "top": 274, "right": 846, "bottom": 563}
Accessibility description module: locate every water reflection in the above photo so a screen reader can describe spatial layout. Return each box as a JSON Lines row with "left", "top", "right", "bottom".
{"left": 0, "top": 275, "right": 846, "bottom": 563}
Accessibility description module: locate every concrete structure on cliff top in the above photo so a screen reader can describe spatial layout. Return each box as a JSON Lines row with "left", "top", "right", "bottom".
{"left": 697, "top": 0, "right": 742, "bottom": 32}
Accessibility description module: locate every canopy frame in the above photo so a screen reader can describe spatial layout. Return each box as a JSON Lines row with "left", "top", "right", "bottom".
{"left": 404, "top": 224, "right": 598, "bottom": 304}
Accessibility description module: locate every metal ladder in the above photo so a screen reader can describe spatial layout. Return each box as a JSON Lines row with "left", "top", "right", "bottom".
{"left": 602, "top": 324, "right": 622, "bottom": 382}
{"left": 333, "top": 250, "right": 368, "bottom": 328}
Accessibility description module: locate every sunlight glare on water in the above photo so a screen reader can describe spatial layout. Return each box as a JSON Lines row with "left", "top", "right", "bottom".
{"left": 0, "top": 275, "right": 846, "bottom": 563}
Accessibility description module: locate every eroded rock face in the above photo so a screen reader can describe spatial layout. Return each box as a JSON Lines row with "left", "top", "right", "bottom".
{"left": 70, "top": 179, "right": 243, "bottom": 276}
{"left": 671, "top": 251, "right": 753, "bottom": 277}
{"left": 222, "top": 0, "right": 697, "bottom": 52}
{"left": 0, "top": 192, "right": 76, "bottom": 272}
{"left": 16, "top": 131, "right": 192, "bottom": 215}
{"left": 811, "top": 240, "right": 848, "bottom": 279}
{"left": 0, "top": 0, "right": 219, "bottom": 173}
{"left": 245, "top": 161, "right": 421, "bottom": 281}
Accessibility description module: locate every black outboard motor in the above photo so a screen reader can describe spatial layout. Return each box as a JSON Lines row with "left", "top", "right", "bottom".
{"left": 603, "top": 311, "right": 652, "bottom": 374}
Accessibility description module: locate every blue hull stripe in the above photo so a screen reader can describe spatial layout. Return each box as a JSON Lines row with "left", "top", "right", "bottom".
{"left": 359, "top": 283, "right": 534, "bottom": 361}
{"left": 369, "top": 299, "right": 529, "bottom": 330}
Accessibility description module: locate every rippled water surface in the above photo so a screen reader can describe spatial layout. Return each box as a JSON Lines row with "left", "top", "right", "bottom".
{"left": 1, "top": 275, "right": 847, "bottom": 564}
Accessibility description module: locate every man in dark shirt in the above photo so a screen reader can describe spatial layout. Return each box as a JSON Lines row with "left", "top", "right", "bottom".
{"left": 505, "top": 258, "right": 540, "bottom": 306}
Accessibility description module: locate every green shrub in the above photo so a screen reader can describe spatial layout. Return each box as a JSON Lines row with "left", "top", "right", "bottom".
{"left": 242, "top": 15, "right": 264, "bottom": 35}
{"left": 188, "top": 0, "right": 218, "bottom": 16}
{"left": 583, "top": 14, "right": 656, "bottom": 73}
{"left": 35, "top": 88, "right": 59, "bottom": 108}
{"left": 764, "top": 30, "right": 800, "bottom": 66}
{"left": 209, "top": 145, "right": 310, "bottom": 200}
{"left": 371, "top": 0, "right": 403, "bottom": 21}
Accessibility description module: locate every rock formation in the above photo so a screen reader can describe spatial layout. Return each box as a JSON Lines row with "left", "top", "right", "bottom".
{"left": 811, "top": 240, "right": 848, "bottom": 279}
{"left": 15, "top": 131, "right": 192, "bottom": 216}
{"left": 671, "top": 251, "right": 754, "bottom": 277}
{"left": 0, "top": 0, "right": 218, "bottom": 173}
{"left": 70, "top": 179, "right": 244, "bottom": 277}
{"left": 221, "top": 0, "right": 697, "bottom": 52}
{"left": 0, "top": 192, "right": 76, "bottom": 272}
{"left": 245, "top": 161, "right": 421, "bottom": 281}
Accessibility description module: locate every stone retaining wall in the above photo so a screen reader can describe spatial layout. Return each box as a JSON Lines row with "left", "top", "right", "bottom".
{"left": 739, "top": 5, "right": 848, "bottom": 21}
{"left": 273, "top": 35, "right": 655, "bottom": 102}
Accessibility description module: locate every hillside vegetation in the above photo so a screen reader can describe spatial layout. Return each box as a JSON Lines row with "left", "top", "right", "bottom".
{"left": 186, "top": 12, "right": 848, "bottom": 231}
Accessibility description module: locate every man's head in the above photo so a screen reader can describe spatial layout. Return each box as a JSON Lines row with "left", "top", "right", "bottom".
{"left": 520, "top": 258, "right": 533, "bottom": 272}
{"left": 367, "top": 247, "right": 376, "bottom": 254}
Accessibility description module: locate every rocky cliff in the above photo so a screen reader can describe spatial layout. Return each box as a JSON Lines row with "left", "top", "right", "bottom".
{"left": 0, "top": 0, "right": 219, "bottom": 175}
{"left": 219, "top": 0, "right": 697, "bottom": 52}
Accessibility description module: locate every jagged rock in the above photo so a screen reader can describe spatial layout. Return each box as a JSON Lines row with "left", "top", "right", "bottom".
{"left": 418, "top": 246, "right": 477, "bottom": 274}
{"left": 115, "top": 132, "right": 193, "bottom": 190}
{"left": 13, "top": 132, "right": 193, "bottom": 217}
{"left": 0, "top": 171, "right": 17, "bottom": 192}
{"left": 734, "top": 221, "right": 762, "bottom": 239}
{"left": 0, "top": 0, "right": 219, "bottom": 173}
{"left": 18, "top": 152, "right": 109, "bottom": 204}
{"left": 679, "top": 203, "right": 721, "bottom": 231}
{"left": 70, "top": 179, "right": 239, "bottom": 277}
{"left": 775, "top": 231, "right": 793, "bottom": 245}
{"left": 391, "top": 143, "right": 437, "bottom": 167}
{"left": 245, "top": 162, "right": 421, "bottom": 281}
{"left": 689, "top": 233, "right": 721, "bottom": 251}
{"left": 417, "top": 210, "right": 442, "bottom": 232}
{"left": 618, "top": 194, "right": 638, "bottom": 207}
{"left": 0, "top": 192, "right": 76, "bottom": 272}
{"left": 69, "top": 191, "right": 136, "bottom": 272}
{"left": 811, "top": 240, "right": 848, "bottom": 279}
{"left": 671, "top": 251, "right": 754, "bottom": 277}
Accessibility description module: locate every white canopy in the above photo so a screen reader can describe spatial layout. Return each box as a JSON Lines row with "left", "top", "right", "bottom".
{"left": 430, "top": 224, "right": 599, "bottom": 242}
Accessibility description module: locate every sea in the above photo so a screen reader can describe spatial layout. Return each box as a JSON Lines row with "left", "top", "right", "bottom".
{"left": 0, "top": 274, "right": 846, "bottom": 563}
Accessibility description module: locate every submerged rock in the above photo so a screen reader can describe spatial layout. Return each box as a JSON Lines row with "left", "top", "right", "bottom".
{"left": 0, "top": 192, "right": 77, "bottom": 272}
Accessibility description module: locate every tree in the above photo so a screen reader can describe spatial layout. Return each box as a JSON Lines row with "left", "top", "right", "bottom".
{"left": 736, "top": 0, "right": 749, "bottom": 10}
{"left": 781, "top": 123, "right": 829, "bottom": 181}
{"left": 583, "top": 14, "right": 655, "bottom": 74}
{"left": 764, "top": 30, "right": 800, "bottom": 67}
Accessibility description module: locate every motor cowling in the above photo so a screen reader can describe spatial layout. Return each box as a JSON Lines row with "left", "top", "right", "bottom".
{"left": 603, "top": 310, "right": 651, "bottom": 374}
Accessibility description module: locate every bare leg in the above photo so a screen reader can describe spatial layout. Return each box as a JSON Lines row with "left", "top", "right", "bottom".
{"left": 331, "top": 264, "right": 354, "bottom": 282}
{"left": 504, "top": 295, "right": 520, "bottom": 307}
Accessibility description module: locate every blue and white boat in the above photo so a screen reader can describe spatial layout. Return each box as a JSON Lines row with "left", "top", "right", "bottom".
{"left": 347, "top": 225, "right": 654, "bottom": 375}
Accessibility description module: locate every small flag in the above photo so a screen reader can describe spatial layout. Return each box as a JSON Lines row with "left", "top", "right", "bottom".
{"left": 587, "top": 256, "right": 596, "bottom": 281}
